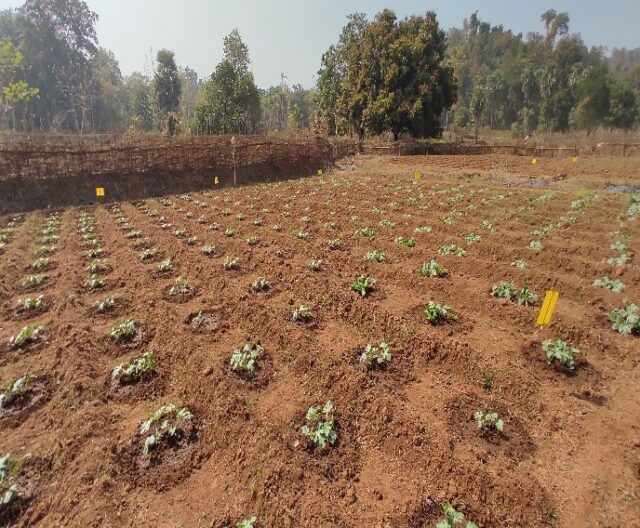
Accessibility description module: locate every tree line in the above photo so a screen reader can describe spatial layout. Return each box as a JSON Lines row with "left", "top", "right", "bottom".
{"left": 0, "top": 1, "right": 638, "bottom": 139}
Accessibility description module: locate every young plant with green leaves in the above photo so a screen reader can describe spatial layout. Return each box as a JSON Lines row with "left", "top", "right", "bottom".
{"left": 0, "top": 454, "right": 26, "bottom": 507}
{"left": 351, "top": 275, "right": 377, "bottom": 297}
{"left": 96, "top": 296, "right": 115, "bottom": 313}
{"left": 155, "top": 258, "right": 173, "bottom": 273}
{"left": 491, "top": 282, "right": 517, "bottom": 300}
{"left": 245, "top": 236, "right": 259, "bottom": 246}
{"left": 593, "top": 276, "right": 625, "bottom": 293}
{"left": 308, "top": 259, "right": 322, "bottom": 271}
{"left": 8, "top": 324, "right": 43, "bottom": 349}
{"left": 511, "top": 259, "right": 527, "bottom": 270}
{"left": 30, "top": 257, "right": 51, "bottom": 270}
{"left": 230, "top": 340, "right": 264, "bottom": 375}
{"left": 85, "top": 273, "right": 106, "bottom": 290}
{"left": 359, "top": 227, "right": 375, "bottom": 238}
{"left": 139, "top": 404, "right": 193, "bottom": 455}
{"left": 423, "top": 302, "right": 457, "bottom": 325}
{"left": 112, "top": 352, "right": 156, "bottom": 384}
{"left": 15, "top": 295, "right": 43, "bottom": 312}
{"left": 360, "top": 342, "right": 392, "bottom": 368}
{"left": 250, "top": 277, "right": 270, "bottom": 292}
{"left": 608, "top": 303, "right": 639, "bottom": 335}
{"left": 517, "top": 286, "right": 538, "bottom": 306}
{"left": 474, "top": 410, "right": 504, "bottom": 433}
{"left": 463, "top": 233, "right": 480, "bottom": 244}
{"left": 108, "top": 318, "right": 137, "bottom": 343}
{"left": 395, "top": 236, "right": 416, "bottom": 248}
{"left": 542, "top": 339, "right": 580, "bottom": 370}
{"left": 0, "top": 375, "right": 33, "bottom": 408}
{"left": 438, "top": 244, "right": 466, "bottom": 257}
{"left": 436, "top": 502, "right": 478, "bottom": 528}
{"left": 328, "top": 238, "right": 341, "bottom": 250}
{"left": 223, "top": 256, "right": 240, "bottom": 270}
{"left": 169, "top": 277, "right": 191, "bottom": 296}
{"left": 418, "top": 260, "right": 448, "bottom": 278}
{"left": 201, "top": 245, "right": 216, "bottom": 256}
{"left": 300, "top": 401, "right": 338, "bottom": 449}
{"left": 529, "top": 240, "right": 544, "bottom": 251}
{"left": 22, "top": 274, "right": 47, "bottom": 288}
{"left": 414, "top": 225, "right": 432, "bottom": 234}
{"left": 236, "top": 518, "right": 257, "bottom": 528}
{"left": 365, "top": 250, "right": 385, "bottom": 263}
{"left": 292, "top": 305, "right": 313, "bottom": 322}
{"left": 86, "top": 259, "right": 109, "bottom": 275}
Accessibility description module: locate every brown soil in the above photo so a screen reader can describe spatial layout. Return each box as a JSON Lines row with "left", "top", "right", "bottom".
{"left": 0, "top": 154, "right": 639, "bottom": 527}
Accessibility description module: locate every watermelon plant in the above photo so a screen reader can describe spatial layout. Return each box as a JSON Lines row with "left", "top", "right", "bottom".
{"left": 608, "top": 303, "right": 639, "bottom": 335}
{"left": 360, "top": 342, "right": 392, "bottom": 368}
{"left": 300, "top": 401, "right": 338, "bottom": 449}
{"left": 351, "top": 275, "right": 377, "bottom": 297}
{"left": 140, "top": 404, "right": 193, "bottom": 455}
{"left": 542, "top": 339, "right": 579, "bottom": 370}
{"left": 423, "top": 302, "right": 457, "bottom": 324}
{"left": 230, "top": 340, "right": 264, "bottom": 375}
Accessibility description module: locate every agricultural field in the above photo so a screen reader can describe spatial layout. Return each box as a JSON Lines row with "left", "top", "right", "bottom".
{"left": 1, "top": 154, "right": 639, "bottom": 528}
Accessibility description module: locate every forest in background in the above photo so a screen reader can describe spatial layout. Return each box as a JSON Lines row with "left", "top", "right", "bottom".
{"left": 0, "top": 0, "right": 638, "bottom": 140}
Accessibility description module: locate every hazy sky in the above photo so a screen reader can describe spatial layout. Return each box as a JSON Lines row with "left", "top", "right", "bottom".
{"left": 1, "top": 0, "right": 639, "bottom": 88}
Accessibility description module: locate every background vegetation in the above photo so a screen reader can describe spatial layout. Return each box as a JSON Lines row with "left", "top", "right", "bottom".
{"left": 0, "top": 1, "right": 638, "bottom": 139}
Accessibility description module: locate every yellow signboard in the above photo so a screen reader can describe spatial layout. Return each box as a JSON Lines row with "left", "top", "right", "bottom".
{"left": 536, "top": 290, "right": 559, "bottom": 326}
{"left": 414, "top": 171, "right": 422, "bottom": 181}
{"left": 317, "top": 169, "right": 323, "bottom": 176}
{"left": 572, "top": 156, "right": 578, "bottom": 163}
{"left": 531, "top": 158, "right": 537, "bottom": 165}
{"left": 96, "top": 187, "right": 105, "bottom": 197}
{"left": 214, "top": 177, "right": 219, "bottom": 185}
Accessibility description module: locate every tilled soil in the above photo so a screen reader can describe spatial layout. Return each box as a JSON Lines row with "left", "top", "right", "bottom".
{"left": 0, "top": 154, "right": 639, "bottom": 528}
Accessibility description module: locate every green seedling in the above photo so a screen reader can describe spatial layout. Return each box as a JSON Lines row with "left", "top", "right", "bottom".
{"left": 246, "top": 236, "right": 259, "bottom": 246}
{"left": 155, "top": 258, "right": 173, "bottom": 273}
{"left": 359, "top": 227, "right": 375, "bottom": 238}
{"left": 351, "top": 275, "right": 376, "bottom": 297}
{"left": 169, "top": 277, "right": 191, "bottom": 295}
{"left": 423, "top": 302, "right": 457, "bottom": 325}
{"left": 418, "top": 260, "right": 447, "bottom": 278}
{"left": 250, "top": 277, "right": 269, "bottom": 292}
{"left": 300, "top": 401, "right": 338, "bottom": 449}
{"left": 86, "top": 259, "right": 109, "bottom": 274}
{"left": 0, "top": 454, "right": 26, "bottom": 507}
{"left": 140, "top": 248, "right": 158, "bottom": 261}
{"left": 140, "top": 404, "right": 193, "bottom": 455}
{"left": 464, "top": 233, "right": 480, "bottom": 244}
{"left": 360, "top": 342, "right": 392, "bottom": 368}
{"left": 608, "top": 303, "right": 639, "bottom": 335}
{"left": 529, "top": 240, "right": 544, "bottom": 251}
{"left": 296, "top": 230, "right": 311, "bottom": 240}
{"left": 328, "top": 238, "right": 341, "bottom": 250}
{"left": 593, "top": 276, "right": 625, "bottom": 293}
{"left": 201, "top": 245, "right": 216, "bottom": 255}
{"left": 308, "top": 259, "right": 322, "bottom": 271}
{"left": 414, "top": 225, "right": 432, "bottom": 234}
{"left": 85, "top": 275, "right": 106, "bottom": 290}
{"left": 16, "top": 295, "right": 43, "bottom": 312}
{"left": 491, "top": 282, "right": 517, "bottom": 300}
{"left": 511, "top": 259, "right": 527, "bottom": 270}
{"left": 292, "top": 305, "right": 313, "bottom": 322}
{"left": 9, "top": 324, "right": 43, "bottom": 349}
{"left": 22, "top": 274, "right": 47, "bottom": 288}
{"left": 96, "top": 296, "right": 115, "bottom": 313}
{"left": 542, "top": 339, "right": 580, "bottom": 370}
{"left": 474, "top": 410, "right": 504, "bottom": 433}
{"left": 438, "top": 244, "right": 466, "bottom": 256}
{"left": 436, "top": 502, "right": 478, "bottom": 528}
{"left": 365, "top": 250, "right": 385, "bottom": 263}
{"left": 517, "top": 286, "right": 538, "bottom": 306}
{"left": 30, "top": 257, "right": 50, "bottom": 270}
{"left": 108, "top": 318, "right": 137, "bottom": 342}
{"left": 112, "top": 352, "right": 156, "bottom": 383}
{"left": 230, "top": 340, "right": 264, "bottom": 375}
{"left": 223, "top": 256, "right": 240, "bottom": 270}
{"left": 395, "top": 236, "right": 416, "bottom": 248}
{"left": 0, "top": 375, "right": 33, "bottom": 408}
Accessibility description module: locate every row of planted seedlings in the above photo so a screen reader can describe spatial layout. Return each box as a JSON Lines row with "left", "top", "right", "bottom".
{"left": 597, "top": 193, "right": 640, "bottom": 336}
{"left": 8, "top": 211, "right": 62, "bottom": 350}
{"left": 0, "top": 213, "right": 26, "bottom": 255}
{"left": 2, "top": 211, "right": 63, "bottom": 515}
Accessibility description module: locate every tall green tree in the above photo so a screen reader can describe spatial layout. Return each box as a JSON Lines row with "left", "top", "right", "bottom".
{"left": 19, "top": 0, "right": 99, "bottom": 132}
{"left": 154, "top": 48, "right": 181, "bottom": 116}
{"left": 192, "top": 30, "right": 260, "bottom": 135}
{"left": 334, "top": 9, "right": 456, "bottom": 140}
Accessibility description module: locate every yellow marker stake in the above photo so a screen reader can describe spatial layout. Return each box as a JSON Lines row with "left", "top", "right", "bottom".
{"left": 317, "top": 169, "right": 323, "bottom": 176}
{"left": 414, "top": 170, "right": 422, "bottom": 181}
{"left": 96, "top": 187, "right": 105, "bottom": 197}
{"left": 214, "top": 176, "right": 219, "bottom": 185}
{"left": 536, "top": 290, "right": 559, "bottom": 326}
{"left": 531, "top": 158, "right": 537, "bottom": 165}
{"left": 572, "top": 156, "right": 578, "bottom": 163}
